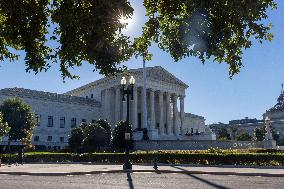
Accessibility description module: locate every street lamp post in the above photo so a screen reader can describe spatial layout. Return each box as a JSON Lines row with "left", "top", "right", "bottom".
{"left": 121, "top": 76, "right": 135, "bottom": 170}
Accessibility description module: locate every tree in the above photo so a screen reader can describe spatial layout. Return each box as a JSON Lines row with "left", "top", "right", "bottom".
{"left": 253, "top": 126, "right": 279, "bottom": 141}
{"left": 95, "top": 119, "right": 112, "bottom": 145}
{"left": 82, "top": 123, "right": 109, "bottom": 152}
{"left": 135, "top": 0, "right": 277, "bottom": 78}
{"left": 236, "top": 132, "right": 252, "bottom": 141}
{"left": 68, "top": 121, "right": 111, "bottom": 152}
{"left": 253, "top": 127, "right": 266, "bottom": 141}
{"left": 68, "top": 127, "right": 84, "bottom": 152}
{"left": 112, "top": 121, "right": 133, "bottom": 151}
{"left": 217, "top": 127, "right": 230, "bottom": 140}
{"left": 0, "top": 0, "right": 276, "bottom": 79}
{"left": 0, "top": 98, "right": 36, "bottom": 144}
{"left": 0, "top": 112, "right": 10, "bottom": 141}
{"left": 229, "top": 126, "right": 238, "bottom": 140}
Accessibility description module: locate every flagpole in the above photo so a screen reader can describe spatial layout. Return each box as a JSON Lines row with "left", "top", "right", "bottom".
{"left": 143, "top": 54, "right": 147, "bottom": 129}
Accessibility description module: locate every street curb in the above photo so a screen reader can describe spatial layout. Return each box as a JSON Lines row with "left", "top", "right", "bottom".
{"left": 0, "top": 170, "right": 284, "bottom": 177}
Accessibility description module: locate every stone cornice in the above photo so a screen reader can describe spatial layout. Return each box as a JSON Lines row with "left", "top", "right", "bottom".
{"left": 0, "top": 88, "right": 101, "bottom": 107}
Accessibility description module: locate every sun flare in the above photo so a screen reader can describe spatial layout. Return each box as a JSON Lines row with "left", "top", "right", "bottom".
{"left": 119, "top": 15, "right": 134, "bottom": 30}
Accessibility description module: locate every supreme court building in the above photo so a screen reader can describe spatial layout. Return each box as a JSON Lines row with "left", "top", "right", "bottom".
{"left": 0, "top": 66, "right": 215, "bottom": 149}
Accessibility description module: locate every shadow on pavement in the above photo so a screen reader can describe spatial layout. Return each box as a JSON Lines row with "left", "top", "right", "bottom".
{"left": 127, "top": 172, "right": 134, "bottom": 189}
{"left": 172, "top": 166, "right": 231, "bottom": 189}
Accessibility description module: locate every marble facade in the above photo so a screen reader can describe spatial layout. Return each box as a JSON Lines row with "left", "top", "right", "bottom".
{"left": 0, "top": 66, "right": 215, "bottom": 149}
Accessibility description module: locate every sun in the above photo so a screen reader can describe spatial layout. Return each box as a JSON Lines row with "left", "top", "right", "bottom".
{"left": 119, "top": 15, "right": 134, "bottom": 30}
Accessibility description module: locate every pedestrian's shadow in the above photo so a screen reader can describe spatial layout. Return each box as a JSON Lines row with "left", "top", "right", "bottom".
{"left": 126, "top": 172, "right": 134, "bottom": 189}
{"left": 172, "top": 166, "right": 231, "bottom": 189}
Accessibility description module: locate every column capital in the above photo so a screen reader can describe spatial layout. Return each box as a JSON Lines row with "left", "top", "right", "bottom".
{"left": 179, "top": 95, "right": 185, "bottom": 99}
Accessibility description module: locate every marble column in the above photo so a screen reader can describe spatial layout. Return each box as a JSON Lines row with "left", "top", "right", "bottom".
{"left": 141, "top": 87, "right": 147, "bottom": 128}
{"left": 115, "top": 86, "right": 121, "bottom": 124}
{"left": 149, "top": 89, "right": 155, "bottom": 129}
{"left": 131, "top": 86, "right": 138, "bottom": 129}
{"left": 173, "top": 94, "right": 178, "bottom": 135}
{"left": 166, "top": 92, "right": 172, "bottom": 135}
{"left": 158, "top": 91, "right": 164, "bottom": 135}
{"left": 122, "top": 90, "right": 127, "bottom": 121}
{"left": 180, "top": 95, "right": 185, "bottom": 135}
{"left": 105, "top": 88, "right": 111, "bottom": 122}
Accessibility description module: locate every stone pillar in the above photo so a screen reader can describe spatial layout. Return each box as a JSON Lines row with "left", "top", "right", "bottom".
{"left": 115, "top": 86, "right": 121, "bottom": 124}
{"left": 172, "top": 94, "right": 178, "bottom": 135}
{"left": 180, "top": 95, "right": 185, "bottom": 135}
{"left": 105, "top": 88, "right": 111, "bottom": 122}
{"left": 101, "top": 90, "right": 106, "bottom": 119}
{"left": 132, "top": 86, "right": 138, "bottom": 129}
{"left": 149, "top": 89, "right": 155, "bottom": 129}
{"left": 166, "top": 92, "right": 172, "bottom": 135}
{"left": 158, "top": 91, "right": 164, "bottom": 135}
{"left": 141, "top": 87, "right": 147, "bottom": 128}
{"left": 122, "top": 90, "right": 127, "bottom": 121}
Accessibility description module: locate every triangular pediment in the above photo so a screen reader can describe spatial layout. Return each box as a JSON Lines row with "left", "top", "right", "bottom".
{"left": 129, "top": 66, "right": 188, "bottom": 88}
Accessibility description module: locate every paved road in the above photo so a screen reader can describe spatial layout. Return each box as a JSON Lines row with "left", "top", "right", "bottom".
{"left": 0, "top": 172, "right": 283, "bottom": 189}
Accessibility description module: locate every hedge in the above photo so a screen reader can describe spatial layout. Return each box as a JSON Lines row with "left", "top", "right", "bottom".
{"left": 1, "top": 152, "right": 284, "bottom": 166}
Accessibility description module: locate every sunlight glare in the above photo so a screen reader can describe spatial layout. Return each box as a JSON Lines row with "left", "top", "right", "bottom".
{"left": 119, "top": 15, "right": 134, "bottom": 30}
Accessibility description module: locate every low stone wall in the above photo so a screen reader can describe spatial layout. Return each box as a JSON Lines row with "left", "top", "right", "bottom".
{"left": 134, "top": 140, "right": 266, "bottom": 150}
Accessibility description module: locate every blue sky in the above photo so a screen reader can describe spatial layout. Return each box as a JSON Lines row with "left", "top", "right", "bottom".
{"left": 0, "top": 0, "right": 283, "bottom": 124}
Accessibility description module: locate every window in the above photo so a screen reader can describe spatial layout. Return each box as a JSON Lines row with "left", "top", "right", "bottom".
{"left": 60, "top": 117, "right": 65, "bottom": 128}
{"left": 91, "top": 94, "right": 94, "bottom": 98}
{"left": 60, "top": 137, "right": 64, "bottom": 143}
{"left": 48, "top": 116, "right": 53, "bottom": 127}
{"left": 71, "top": 118, "right": 76, "bottom": 128}
{"left": 47, "top": 136, "right": 52, "bottom": 141}
{"left": 35, "top": 114, "right": 41, "bottom": 126}
{"left": 34, "top": 136, "right": 39, "bottom": 142}
{"left": 82, "top": 119, "right": 87, "bottom": 123}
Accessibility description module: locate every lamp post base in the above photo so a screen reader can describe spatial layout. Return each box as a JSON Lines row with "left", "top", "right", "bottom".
{"left": 123, "top": 161, "right": 132, "bottom": 170}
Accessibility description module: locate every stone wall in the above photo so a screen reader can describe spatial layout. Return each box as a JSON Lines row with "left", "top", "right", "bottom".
{"left": 134, "top": 140, "right": 266, "bottom": 150}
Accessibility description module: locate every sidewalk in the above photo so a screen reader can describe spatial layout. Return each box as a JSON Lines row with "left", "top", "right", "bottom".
{"left": 0, "top": 163, "right": 284, "bottom": 177}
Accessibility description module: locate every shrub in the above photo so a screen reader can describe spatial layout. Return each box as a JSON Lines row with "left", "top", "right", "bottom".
{"left": 236, "top": 132, "right": 252, "bottom": 141}
{"left": 95, "top": 119, "right": 112, "bottom": 145}
{"left": 1, "top": 151, "right": 284, "bottom": 166}
{"left": 82, "top": 123, "right": 109, "bottom": 152}
{"left": 68, "top": 127, "right": 84, "bottom": 152}
{"left": 112, "top": 121, "right": 134, "bottom": 151}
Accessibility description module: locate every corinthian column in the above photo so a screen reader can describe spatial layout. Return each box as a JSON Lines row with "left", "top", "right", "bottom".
{"left": 158, "top": 91, "right": 164, "bottom": 135}
{"left": 166, "top": 92, "right": 172, "bottom": 135}
{"left": 149, "top": 89, "right": 155, "bottom": 129}
{"left": 180, "top": 95, "right": 185, "bottom": 135}
{"left": 131, "top": 86, "right": 138, "bottom": 129}
{"left": 115, "top": 86, "right": 121, "bottom": 124}
{"left": 105, "top": 88, "right": 111, "bottom": 122}
{"left": 173, "top": 94, "right": 178, "bottom": 135}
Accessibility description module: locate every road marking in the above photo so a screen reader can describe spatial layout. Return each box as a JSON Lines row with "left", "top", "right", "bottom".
{"left": 85, "top": 174, "right": 92, "bottom": 176}
{"left": 21, "top": 175, "right": 29, "bottom": 177}
{"left": 66, "top": 175, "right": 73, "bottom": 177}
{"left": 255, "top": 176, "right": 262, "bottom": 178}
